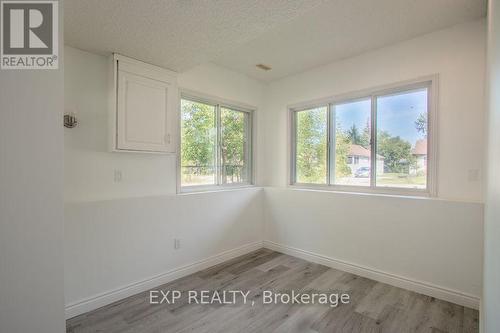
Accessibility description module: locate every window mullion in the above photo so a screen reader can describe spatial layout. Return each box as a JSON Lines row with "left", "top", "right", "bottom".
{"left": 370, "top": 95, "right": 377, "bottom": 189}
{"left": 291, "top": 111, "right": 297, "bottom": 184}
{"left": 326, "top": 105, "right": 330, "bottom": 185}
{"left": 216, "top": 104, "right": 222, "bottom": 186}
{"left": 328, "top": 104, "right": 336, "bottom": 185}
{"left": 246, "top": 112, "right": 252, "bottom": 184}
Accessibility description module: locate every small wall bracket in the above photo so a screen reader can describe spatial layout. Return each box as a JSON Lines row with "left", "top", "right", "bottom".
{"left": 64, "top": 113, "right": 78, "bottom": 128}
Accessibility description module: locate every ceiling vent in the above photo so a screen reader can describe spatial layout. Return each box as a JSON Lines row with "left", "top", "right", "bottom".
{"left": 256, "top": 64, "right": 272, "bottom": 71}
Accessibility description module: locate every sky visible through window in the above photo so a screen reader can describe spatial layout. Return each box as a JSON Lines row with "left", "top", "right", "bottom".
{"left": 336, "top": 89, "right": 427, "bottom": 146}
{"left": 293, "top": 85, "right": 429, "bottom": 190}
{"left": 377, "top": 89, "right": 427, "bottom": 145}
{"left": 336, "top": 99, "right": 370, "bottom": 134}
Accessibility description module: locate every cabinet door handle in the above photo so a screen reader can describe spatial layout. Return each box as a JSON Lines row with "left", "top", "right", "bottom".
{"left": 166, "top": 133, "right": 171, "bottom": 144}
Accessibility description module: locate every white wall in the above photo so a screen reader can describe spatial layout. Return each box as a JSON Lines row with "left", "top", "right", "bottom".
{"left": 0, "top": 8, "right": 65, "bottom": 333}
{"left": 484, "top": 1, "right": 500, "bottom": 331}
{"left": 64, "top": 188, "right": 263, "bottom": 317}
{"left": 64, "top": 47, "right": 266, "bottom": 316}
{"left": 64, "top": 47, "right": 176, "bottom": 201}
{"left": 264, "top": 188, "right": 483, "bottom": 306}
{"left": 262, "top": 19, "right": 486, "bottom": 202}
{"left": 260, "top": 20, "right": 486, "bottom": 307}
{"left": 64, "top": 46, "right": 265, "bottom": 201}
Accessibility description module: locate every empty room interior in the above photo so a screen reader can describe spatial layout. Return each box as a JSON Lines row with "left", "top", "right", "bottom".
{"left": 3, "top": 0, "right": 500, "bottom": 332}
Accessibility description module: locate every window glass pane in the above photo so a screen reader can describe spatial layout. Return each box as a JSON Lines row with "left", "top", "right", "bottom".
{"left": 221, "top": 107, "right": 250, "bottom": 184}
{"left": 181, "top": 99, "right": 216, "bottom": 186}
{"left": 295, "top": 107, "right": 327, "bottom": 184}
{"left": 332, "top": 99, "right": 371, "bottom": 186}
{"left": 376, "top": 88, "right": 428, "bottom": 189}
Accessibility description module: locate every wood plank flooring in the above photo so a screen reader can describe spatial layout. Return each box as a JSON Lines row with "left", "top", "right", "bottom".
{"left": 67, "top": 249, "right": 479, "bottom": 333}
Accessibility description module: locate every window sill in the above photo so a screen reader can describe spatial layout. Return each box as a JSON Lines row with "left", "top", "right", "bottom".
{"left": 288, "top": 183, "right": 434, "bottom": 200}
{"left": 178, "top": 184, "right": 259, "bottom": 195}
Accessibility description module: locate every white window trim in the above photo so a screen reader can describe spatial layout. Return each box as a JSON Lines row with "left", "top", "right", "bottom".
{"left": 177, "top": 89, "right": 256, "bottom": 193}
{"left": 287, "top": 75, "right": 438, "bottom": 197}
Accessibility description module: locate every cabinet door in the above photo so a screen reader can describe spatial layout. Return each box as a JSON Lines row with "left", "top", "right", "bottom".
{"left": 116, "top": 70, "right": 174, "bottom": 152}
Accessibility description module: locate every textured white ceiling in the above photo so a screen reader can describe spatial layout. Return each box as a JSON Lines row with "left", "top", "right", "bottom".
{"left": 65, "top": 0, "right": 486, "bottom": 82}
{"left": 64, "top": 0, "right": 328, "bottom": 72}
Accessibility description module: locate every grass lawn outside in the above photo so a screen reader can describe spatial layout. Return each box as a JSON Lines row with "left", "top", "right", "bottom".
{"left": 377, "top": 173, "right": 426, "bottom": 188}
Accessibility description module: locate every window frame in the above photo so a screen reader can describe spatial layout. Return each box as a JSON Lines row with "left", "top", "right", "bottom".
{"left": 178, "top": 91, "right": 255, "bottom": 193}
{"left": 288, "top": 75, "right": 438, "bottom": 197}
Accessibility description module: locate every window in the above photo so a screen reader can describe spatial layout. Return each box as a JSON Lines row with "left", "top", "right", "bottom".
{"left": 181, "top": 95, "right": 253, "bottom": 190}
{"left": 220, "top": 107, "right": 252, "bottom": 184}
{"left": 290, "top": 78, "right": 435, "bottom": 195}
{"left": 295, "top": 107, "right": 328, "bottom": 184}
{"left": 376, "top": 88, "right": 429, "bottom": 190}
{"left": 332, "top": 98, "right": 372, "bottom": 187}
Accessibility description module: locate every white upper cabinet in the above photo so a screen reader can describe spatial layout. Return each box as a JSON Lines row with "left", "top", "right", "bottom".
{"left": 109, "top": 54, "right": 178, "bottom": 153}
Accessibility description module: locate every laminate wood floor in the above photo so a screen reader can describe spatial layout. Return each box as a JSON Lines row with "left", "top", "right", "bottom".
{"left": 67, "top": 249, "right": 479, "bottom": 333}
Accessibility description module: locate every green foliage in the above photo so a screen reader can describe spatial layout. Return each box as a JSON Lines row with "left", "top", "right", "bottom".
{"left": 335, "top": 129, "right": 352, "bottom": 177}
{"left": 377, "top": 131, "right": 414, "bottom": 173}
{"left": 346, "top": 124, "right": 361, "bottom": 146}
{"left": 181, "top": 101, "right": 248, "bottom": 183}
{"left": 415, "top": 112, "right": 427, "bottom": 136}
{"left": 361, "top": 119, "right": 371, "bottom": 148}
{"left": 346, "top": 121, "right": 370, "bottom": 148}
{"left": 295, "top": 109, "right": 353, "bottom": 182}
{"left": 221, "top": 108, "right": 246, "bottom": 182}
{"left": 181, "top": 100, "right": 215, "bottom": 174}
{"left": 296, "top": 108, "right": 327, "bottom": 183}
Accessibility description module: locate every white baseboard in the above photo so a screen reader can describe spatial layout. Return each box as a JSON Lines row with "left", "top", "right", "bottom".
{"left": 65, "top": 240, "right": 264, "bottom": 319}
{"left": 263, "top": 240, "right": 480, "bottom": 310}
{"left": 66, "top": 239, "right": 479, "bottom": 319}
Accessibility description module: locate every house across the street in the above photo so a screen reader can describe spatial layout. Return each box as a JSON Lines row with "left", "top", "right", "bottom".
{"left": 347, "top": 144, "right": 385, "bottom": 175}
{"left": 412, "top": 139, "right": 428, "bottom": 174}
